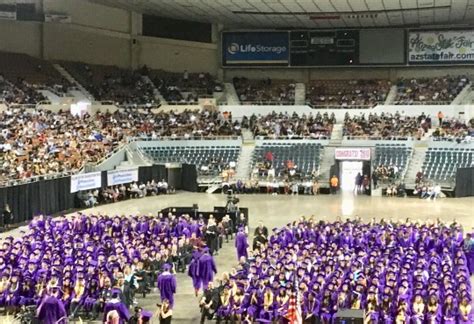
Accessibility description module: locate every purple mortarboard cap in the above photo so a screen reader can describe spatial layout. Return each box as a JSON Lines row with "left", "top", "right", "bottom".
{"left": 141, "top": 311, "right": 153, "bottom": 320}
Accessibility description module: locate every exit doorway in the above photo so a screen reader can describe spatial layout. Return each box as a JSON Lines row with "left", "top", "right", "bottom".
{"left": 340, "top": 161, "right": 363, "bottom": 191}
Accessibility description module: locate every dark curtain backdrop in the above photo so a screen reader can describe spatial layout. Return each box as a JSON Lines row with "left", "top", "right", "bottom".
{"left": 137, "top": 165, "right": 167, "bottom": 185}
{"left": 168, "top": 168, "right": 182, "bottom": 190}
{"left": 0, "top": 177, "right": 74, "bottom": 224}
{"left": 181, "top": 164, "right": 198, "bottom": 192}
{"left": 1, "top": 164, "right": 198, "bottom": 225}
{"left": 455, "top": 168, "right": 474, "bottom": 197}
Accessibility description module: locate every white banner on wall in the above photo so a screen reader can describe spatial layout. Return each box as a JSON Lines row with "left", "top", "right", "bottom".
{"left": 408, "top": 30, "right": 474, "bottom": 63}
{"left": 44, "top": 14, "right": 72, "bottom": 24}
{"left": 335, "top": 148, "right": 371, "bottom": 161}
{"left": 0, "top": 11, "right": 16, "bottom": 20}
{"left": 70, "top": 172, "right": 102, "bottom": 193}
{"left": 107, "top": 168, "right": 138, "bottom": 186}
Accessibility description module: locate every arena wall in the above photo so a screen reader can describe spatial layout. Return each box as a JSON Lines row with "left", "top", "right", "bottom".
{"left": 137, "top": 36, "right": 219, "bottom": 75}
{"left": 42, "top": 23, "right": 132, "bottom": 68}
{"left": 0, "top": 20, "right": 42, "bottom": 57}
{"left": 43, "top": 0, "right": 131, "bottom": 33}
{"left": 223, "top": 66, "right": 474, "bottom": 82}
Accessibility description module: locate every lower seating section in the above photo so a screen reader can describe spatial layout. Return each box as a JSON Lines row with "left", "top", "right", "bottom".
{"left": 423, "top": 147, "right": 474, "bottom": 182}
{"left": 251, "top": 142, "right": 322, "bottom": 178}
{"left": 141, "top": 146, "right": 241, "bottom": 176}
{"left": 373, "top": 144, "right": 412, "bottom": 179}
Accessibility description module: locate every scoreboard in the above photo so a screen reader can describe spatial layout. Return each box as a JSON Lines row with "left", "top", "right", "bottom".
{"left": 289, "top": 30, "right": 359, "bottom": 66}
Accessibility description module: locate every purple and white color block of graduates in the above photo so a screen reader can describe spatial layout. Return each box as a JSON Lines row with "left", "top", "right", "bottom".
{"left": 0, "top": 212, "right": 219, "bottom": 322}
{"left": 215, "top": 217, "right": 473, "bottom": 324}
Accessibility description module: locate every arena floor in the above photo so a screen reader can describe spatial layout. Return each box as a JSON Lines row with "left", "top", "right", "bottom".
{"left": 1, "top": 192, "right": 473, "bottom": 323}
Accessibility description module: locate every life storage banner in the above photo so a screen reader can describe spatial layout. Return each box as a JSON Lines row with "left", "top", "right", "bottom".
{"left": 408, "top": 30, "right": 474, "bottom": 63}
{"left": 222, "top": 32, "right": 289, "bottom": 66}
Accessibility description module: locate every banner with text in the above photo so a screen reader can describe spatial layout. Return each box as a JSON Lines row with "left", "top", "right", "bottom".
{"left": 107, "top": 168, "right": 138, "bottom": 186}
{"left": 335, "top": 148, "right": 371, "bottom": 161}
{"left": 70, "top": 172, "right": 102, "bottom": 193}
{"left": 222, "top": 32, "right": 289, "bottom": 66}
{"left": 408, "top": 30, "right": 474, "bottom": 63}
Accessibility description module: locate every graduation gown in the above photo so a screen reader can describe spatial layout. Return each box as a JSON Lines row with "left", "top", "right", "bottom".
{"left": 157, "top": 271, "right": 177, "bottom": 307}
{"left": 198, "top": 253, "right": 217, "bottom": 289}
{"left": 235, "top": 231, "right": 249, "bottom": 260}
{"left": 103, "top": 300, "right": 130, "bottom": 324}
{"left": 37, "top": 296, "right": 67, "bottom": 324}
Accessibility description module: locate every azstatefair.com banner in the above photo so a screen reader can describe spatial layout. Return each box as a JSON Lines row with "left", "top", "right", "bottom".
{"left": 70, "top": 172, "right": 102, "bottom": 193}
{"left": 408, "top": 30, "right": 474, "bottom": 63}
{"left": 107, "top": 168, "right": 138, "bottom": 186}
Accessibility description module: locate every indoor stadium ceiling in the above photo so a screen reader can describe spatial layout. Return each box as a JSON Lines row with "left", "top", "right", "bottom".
{"left": 89, "top": 0, "right": 474, "bottom": 29}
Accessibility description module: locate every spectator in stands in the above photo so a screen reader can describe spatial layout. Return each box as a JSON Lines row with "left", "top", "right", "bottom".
{"left": 343, "top": 112, "right": 424, "bottom": 139}
{"left": 395, "top": 76, "right": 468, "bottom": 105}
{"left": 432, "top": 118, "right": 474, "bottom": 142}
{"left": 306, "top": 79, "right": 390, "bottom": 108}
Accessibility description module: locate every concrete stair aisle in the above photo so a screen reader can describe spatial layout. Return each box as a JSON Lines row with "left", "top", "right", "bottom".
{"left": 142, "top": 75, "right": 167, "bottom": 104}
{"left": 329, "top": 124, "right": 343, "bottom": 145}
{"left": 224, "top": 83, "right": 240, "bottom": 105}
{"left": 295, "top": 83, "right": 306, "bottom": 105}
{"left": 38, "top": 89, "right": 61, "bottom": 104}
{"left": 53, "top": 63, "right": 94, "bottom": 101}
{"left": 234, "top": 143, "right": 255, "bottom": 181}
{"left": 318, "top": 146, "right": 336, "bottom": 188}
{"left": 384, "top": 85, "right": 398, "bottom": 105}
{"left": 403, "top": 144, "right": 428, "bottom": 189}
{"left": 451, "top": 82, "right": 471, "bottom": 105}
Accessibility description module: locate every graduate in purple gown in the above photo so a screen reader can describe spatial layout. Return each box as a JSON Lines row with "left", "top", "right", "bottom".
{"left": 103, "top": 290, "right": 130, "bottom": 324}
{"left": 235, "top": 227, "right": 249, "bottom": 260}
{"left": 157, "top": 264, "right": 177, "bottom": 308}
{"left": 36, "top": 287, "right": 67, "bottom": 324}
{"left": 188, "top": 250, "right": 202, "bottom": 296}
{"left": 198, "top": 248, "right": 217, "bottom": 291}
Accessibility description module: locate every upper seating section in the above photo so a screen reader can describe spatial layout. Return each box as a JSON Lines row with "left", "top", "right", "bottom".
{"left": 232, "top": 77, "right": 295, "bottom": 105}
{"left": 422, "top": 147, "right": 474, "bottom": 183}
{"left": 343, "top": 113, "right": 430, "bottom": 140}
{"left": 249, "top": 112, "right": 335, "bottom": 139}
{"left": 63, "top": 62, "right": 156, "bottom": 106}
{"left": 150, "top": 69, "right": 222, "bottom": 104}
{"left": 0, "top": 51, "right": 72, "bottom": 105}
{"left": 394, "top": 76, "right": 469, "bottom": 105}
{"left": 306, "top": 79, "right": 391, "bottom": 108}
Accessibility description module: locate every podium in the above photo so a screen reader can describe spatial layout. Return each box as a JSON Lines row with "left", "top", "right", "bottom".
{"left": 334, "top": 309, "right": 365, "bottom": 324}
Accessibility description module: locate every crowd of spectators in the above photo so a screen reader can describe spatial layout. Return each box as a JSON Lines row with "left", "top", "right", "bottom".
{"left": 343, "top": 112, "right": 431, "bottom": 139}
{"left": 233, "top": 77, "right": 295, "bottom": 104}
{"left": 64, "top": 62, "right": 156, "bottom": 106}
{"left": 0, "top": 75, "right": 48, "bottom": 105}
{"left": 0, "top": 108, "right": 241, "bottom": 184}
{"left": 394, "top": 76, "right": 469, "bottom": 105}
{"left": 248, "top": 111, "right": 335, "bottom": 139}
{"left": 413, "top": 182, "right": 442, "bottom": 200}
{"left": 206, "top": 217, "right": 472, "bottom": 323}
{"left": 374, "top": 164, "right": 400, "bottom": 181}
{"left": 76, "top": 180, "right": 172, "bottom": 207}
{"left": 432, "top": 118, "right": 474, "bottom": 142}
{"left": 306, "top": 79, "right": 390, "bottom": 108}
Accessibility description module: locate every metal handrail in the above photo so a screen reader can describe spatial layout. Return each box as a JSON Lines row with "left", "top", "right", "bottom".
{"left": 127, "top": 135, "right": 241, "bottom": 142}
{"left": 343, "top": 135, "right": 415, "bottom": 141}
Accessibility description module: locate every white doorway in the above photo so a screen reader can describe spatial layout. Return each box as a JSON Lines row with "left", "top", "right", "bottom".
{"left": 340, "top": 161, "right": 363, "bottom": 191}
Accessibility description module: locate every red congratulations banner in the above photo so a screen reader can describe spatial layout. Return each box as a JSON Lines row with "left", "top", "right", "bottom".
{"left": 335, "top": 148, "right": 371, "bottom": 160}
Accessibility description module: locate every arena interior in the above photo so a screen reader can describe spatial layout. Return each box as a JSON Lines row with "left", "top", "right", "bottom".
{"left": 0, "top": 0, "right": 474, "bottom": 323}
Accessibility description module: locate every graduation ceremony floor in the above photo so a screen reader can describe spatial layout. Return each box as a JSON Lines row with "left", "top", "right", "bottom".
{"left": 1, "top": 192, "right": 473, "bottom": 323}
